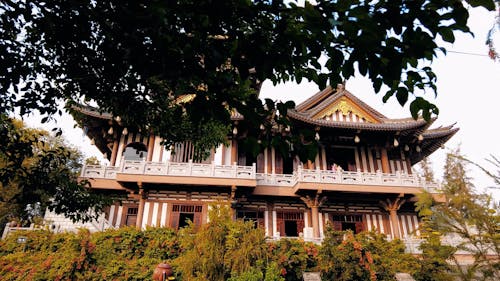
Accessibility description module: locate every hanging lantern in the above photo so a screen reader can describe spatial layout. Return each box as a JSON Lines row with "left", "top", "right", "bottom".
{"left": 416, "top": 145, "right": 421, "bottom": 152}
{"left": 108, "top": 127, "right": 114, "bottom": 135}
{"left": 122, "top": 127, "right": 128, "bottom": 135}
{"left": 260, "top": 124, "right": 265, "bottom": 130}
{"left": 404, "top": 144, "right": 410, "bottom": 151}
{"left": 354, "top": 135, "right": 360, "bottom": 143}
{"left": 393, "top": 138, "right": 399, "bottom": 147}
{"left": 315, "top": 132, "right": 320, "bottom": 141}
{"left": 418, "top": 134, "right": 424, "bottom": 141}
{"left": 115, "top": 116, "right": 121, "bottom": 122}
{"left": 90, "top": 138, "right": 95, "bottom": 145}
{"left": 232, "top": 126, "right": 238, "bottom": 135}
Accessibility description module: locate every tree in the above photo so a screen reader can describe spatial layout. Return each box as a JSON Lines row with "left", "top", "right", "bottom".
{"left": 173, "top": 205, "right": 270, "bottom": 281}
{"left": 0, "top": 0, "right": 496, "bottom": 159}
{"left": 416, "top": 146, "right": 500, "bottom": 281}
{"left": 318, "top": 228, "right": 419, "bottom": 281}
{"left": 417, "top": 156, "right": 436, "bottom": 183}
{"left": 0, "top": 115, "right": 109, "bottom": 229}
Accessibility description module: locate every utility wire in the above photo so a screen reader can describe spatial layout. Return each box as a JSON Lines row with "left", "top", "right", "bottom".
{"left": 447, "top": 50, "right": 489, "bottom": 57}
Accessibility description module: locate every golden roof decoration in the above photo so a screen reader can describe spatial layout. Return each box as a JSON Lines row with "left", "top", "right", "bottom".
{"left": 313, "top": 96, "right": 379, "bottom": 123}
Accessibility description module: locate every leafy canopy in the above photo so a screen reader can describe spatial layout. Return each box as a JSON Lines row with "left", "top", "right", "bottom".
{"left": 415, "top": 147, "right": 500, "bottom": 281}
{"left": 0, "top": 115, "right": 109, "bottom": 226}
{"left": 0, "top": 0, "right": 495, "bottom": 156}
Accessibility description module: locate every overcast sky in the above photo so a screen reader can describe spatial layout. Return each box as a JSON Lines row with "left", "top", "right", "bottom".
{"left": 23, "top": 5, "right": 500, "bottom": 200}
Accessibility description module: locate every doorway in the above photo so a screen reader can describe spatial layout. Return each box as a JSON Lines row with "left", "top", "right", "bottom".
{"left": 178, "top": 213, "right": 195, "bottom": 228}
{"left": 284, "top": 220, "right": 299, "bottom": 236}
{"left": 327, "top": 146, "right": 356, "bottom": 171}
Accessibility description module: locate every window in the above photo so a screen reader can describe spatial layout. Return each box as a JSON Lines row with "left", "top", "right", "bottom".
{"left": 330, "top": 214, "right": 364, "bottom": 234}
{"left": 170, "top": 204, "right": 203, "bottom": 230}
{"left": 123, "top": 142, "right": 148, "bottom": 161}
{"left": 125, "top": 207, "right": 138, "bottom": 226}
{"left": 277, "top": 211, "right": 304, "bottom": 237}
{"left": 327, "top": 146, "right": 357, "bottom": 171}
{"left": 237, "top": 210, "right": 265, "bottom": 228}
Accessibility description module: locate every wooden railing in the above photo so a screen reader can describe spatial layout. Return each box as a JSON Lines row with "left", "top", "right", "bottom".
{"left": 257, "top": 169, "right": 439, "bottom": 192}
{"left": 80, "top": 161, "right": 439, "bottom": 192}
{"left": 81, "top": 160, "right": 256, "bottom": 180}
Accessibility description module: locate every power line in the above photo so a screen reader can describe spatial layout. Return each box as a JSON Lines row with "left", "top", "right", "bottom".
{"left": 447, "top": 50, "right": 489, "bottom": 57}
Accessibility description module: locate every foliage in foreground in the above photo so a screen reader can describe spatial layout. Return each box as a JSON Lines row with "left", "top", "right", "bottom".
{"left": 416, "top": 147, "right": 500, "bottom": 281}
{"left": 0, "top": 115, "right": 109, "bottom": 231}
{"left": 0, "top": 227, "right": 179, "bottom": 281}
{"left": 0, "top": 211, "right": 421, "bottom": 281}
{"left": 1, "top": 0, "right": 496, "bottom": 160}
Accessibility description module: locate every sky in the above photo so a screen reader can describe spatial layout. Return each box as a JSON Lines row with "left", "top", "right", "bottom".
{"left": 23, "top": 5, "right": 500, "bottom": 200}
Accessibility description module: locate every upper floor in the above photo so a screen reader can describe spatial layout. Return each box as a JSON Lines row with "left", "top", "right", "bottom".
{"left": 75, "top": 84, "right": 456, "bottom": 196}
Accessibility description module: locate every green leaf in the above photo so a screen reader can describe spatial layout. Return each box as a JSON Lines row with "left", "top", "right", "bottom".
{"left": 438, "top": 28, "right": 455, "bottom": 43}
{"left": 409, "top": 99, "right": 421, "bottom": 120}
{"left": 465, "top": 0, "right": 495, "bottom": 10}
{"left": 382, "top": 89, "right": 394, "bottom": 103}
{"left": 396, "top": 87, "right": 408, "bottom": 106}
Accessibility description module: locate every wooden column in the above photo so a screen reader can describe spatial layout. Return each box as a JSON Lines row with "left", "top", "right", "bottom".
{"left": 301, "top": 192, "right": 327, "bottom": 239}
{"left": 306, "top": 209, "right": 312, "bottom": 228}
{"left": 271, "top": 147, "right": 276, "bottom": 174}
{"left": 230, "top": 185, "right": 237, "bottom": 220}
{"left": 264, "top": 148, "right": 268, "bottom": 173}
{"left": 266, "top": 202, "right": 274, "bottom": 237}
{"left": 321, "top": 147, "right": 327, "bottom": 170}
{"left": 311, "top": 206, "right": 320, "bottom": 238}
{"left": 231, "top": 140, "right": 238, "bottom": 164}
{"left": 380, "top": 148, "right": 390, "bottom": 173}
{"left": 136, "top": 183, "right": 147, "bottom": 229}
{"left": 146, "top": 134, "right": 155, "bottom": 161}
{"left": 380, "top": 198, "right": 405, "bottom": 239}
{"left": 110, "top": 137, "right": 120, "bottom": 166}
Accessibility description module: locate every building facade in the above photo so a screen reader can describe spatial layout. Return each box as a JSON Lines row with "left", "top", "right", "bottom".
{"left": 73, "top": 84, "right": 457, "bottom": 242}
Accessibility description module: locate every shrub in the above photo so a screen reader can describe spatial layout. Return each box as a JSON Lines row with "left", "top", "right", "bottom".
{"left": 0, "top": 227, "right": 180, "bottom": 280}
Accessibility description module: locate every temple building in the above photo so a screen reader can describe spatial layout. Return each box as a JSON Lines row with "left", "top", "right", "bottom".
{"left": 70, "top": 84, "right": 457, "bottom": 242}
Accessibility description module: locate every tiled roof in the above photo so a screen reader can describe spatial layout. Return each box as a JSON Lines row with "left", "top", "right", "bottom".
{"left": 288, "top": 110, "right": 432, "bottom": 132}
{"left": 288, "top": 84, "right": 446, "bottom": 134}
{"left": 71, "top": 104, "right": 113, "bottom": 120}
{"left": 295, "top": 84, "right": 386, "bottom": 120}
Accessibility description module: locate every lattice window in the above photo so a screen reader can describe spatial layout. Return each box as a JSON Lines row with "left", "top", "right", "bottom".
{"left": 331, "top": 214, "right": 362, "bottom": 222}
{"left": 277, "top": 211, "right": 304, "bottom": 220}
{"left": 172, "top": 204, "right": 203, "bottom": 213}
{"left": 127, "top": 207, "right": 138, "bottom": 215}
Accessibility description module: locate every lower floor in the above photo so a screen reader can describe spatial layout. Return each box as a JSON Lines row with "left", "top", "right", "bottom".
{"left": 101, "top": 187, "right": 421, "bottom": 240}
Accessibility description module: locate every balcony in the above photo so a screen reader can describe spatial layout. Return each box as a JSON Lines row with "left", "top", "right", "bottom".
{"left": 257, "top": 169, "right": 439, "bottom": 192}
{"left": 80, "top": 160, "right": 439, "bottom": 192}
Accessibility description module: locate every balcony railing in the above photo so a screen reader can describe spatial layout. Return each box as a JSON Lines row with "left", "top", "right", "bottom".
{"left": 81, "top": 160, "right": 256, "bottom": 180}
{"left": 80, "top": 161, "right": 439, "bottom": 191}
{"left": 257, "top": 169, "right": 439, "bottom": 192}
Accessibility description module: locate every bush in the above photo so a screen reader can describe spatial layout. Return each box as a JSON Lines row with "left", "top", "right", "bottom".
{"left": 268, "top": 238, "right": 318, "bottom": 281}
{"left": 0, "top": 227, "right": 180, "bottom": 281}
{"left": 318, "top": 227, "right": 419, "bottom": 281}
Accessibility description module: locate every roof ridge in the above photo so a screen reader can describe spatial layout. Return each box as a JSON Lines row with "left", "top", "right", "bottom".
{"left": 295, "top": 85, "right": 334, "bottom": 112}
{"left": 294, "top": 84, "right": 387, "bottom": 122}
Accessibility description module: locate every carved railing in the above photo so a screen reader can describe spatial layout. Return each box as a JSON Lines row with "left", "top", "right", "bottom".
{"left": 90, "top": 214, "right": 116, "bottom": 232}
{"left": 80, "top": 162, "right": 439, "bottom": 191}
{"left": 257, "top": 168, "right": 439, "bottom": 192}
{"left": 81, "top": 160, "right": 256, "bottom": 180}
{"left": 1, "top": 224, "right": 42, "bottom": 240}
{"left": 401, "top": 236, "right": 496, "bottom": 255}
